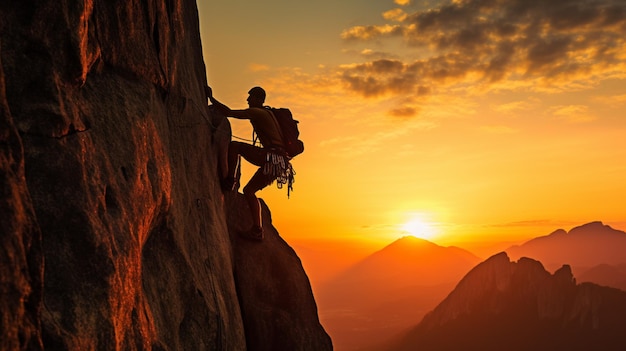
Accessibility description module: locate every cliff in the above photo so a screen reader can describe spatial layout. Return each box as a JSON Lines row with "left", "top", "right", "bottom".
{"left": 226, "top": 195, "right": 332, "bottom": 351}
{"left": 0, "top": 1, "right": 330, "bottom": 350}
{"left": 387, "top": 252, "right": 626, "bottom": 351}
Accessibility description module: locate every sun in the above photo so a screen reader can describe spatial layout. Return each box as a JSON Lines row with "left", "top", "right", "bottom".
{"left": 401, "top": 218, "right": 436, "bottom": 240}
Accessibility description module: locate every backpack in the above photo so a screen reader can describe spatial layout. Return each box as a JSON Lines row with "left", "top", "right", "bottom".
{"left": 266, "top": 107, "right": 304, "bottom": 158}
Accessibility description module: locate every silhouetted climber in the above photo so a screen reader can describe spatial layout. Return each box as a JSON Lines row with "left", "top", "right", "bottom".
{"left": 206, "top": 85, "right": 291, "bottom": 241}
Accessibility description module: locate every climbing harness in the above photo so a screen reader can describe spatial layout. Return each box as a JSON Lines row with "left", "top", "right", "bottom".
{"left": 253, "top": 129, "right": 296, "bottom": 197}
{"left": 190, "top": 95, "right": 297, "bottom": 196}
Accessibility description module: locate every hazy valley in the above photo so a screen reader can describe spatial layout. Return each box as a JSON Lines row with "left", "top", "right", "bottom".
{"left": 294, "top": 221, "right": 626, "bottom": 351}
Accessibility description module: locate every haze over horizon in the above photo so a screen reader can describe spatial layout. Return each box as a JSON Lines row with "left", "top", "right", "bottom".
{"left": 311, "top": 220, "right": 626, "bottom": 350}
{"left": 198, "top": 0, "right": 626, "bottom": 249}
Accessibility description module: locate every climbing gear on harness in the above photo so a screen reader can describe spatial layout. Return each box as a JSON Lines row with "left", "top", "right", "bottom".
{"left": 262, "top": 150, "right": 296, "bottom": 198}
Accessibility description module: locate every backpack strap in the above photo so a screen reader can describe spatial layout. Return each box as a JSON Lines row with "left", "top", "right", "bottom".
{"left": 264, "top": 107, "right": 288, "bottom": 153}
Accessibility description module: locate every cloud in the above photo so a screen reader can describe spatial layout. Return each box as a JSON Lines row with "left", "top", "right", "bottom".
{"left": 340, "top": 59, "right": 423, "bottom": 97}
{"left": 338, "top": 0, "right": 626, "bottom": 101}
{"left": 388, "top": 106, "right": 418, "bottom": 118}
{"left": 548, "top": 104, "right": 595, "bottom": 123}
{"left": 262, "top": 1, "right": 625, "bottom": 122}
{"left": 491, "top": 98, "right": 540, "bottom": 114}
{"left": 593, "top": 93, "right": 626, "bottom": 107}
{"left": 341, "top": 24, "right": 404, "bottom": 41}
{"left": 383, "top": 8, "right": 408, "bottom": 22}
{"left": 490, "top": 219, "right": 578, "bottom": 229}
{"left": 248, "top": 63, "right": 270, "bottom": 72}
{"left": 342, "top": 48, "right": 400, "bottom": 61}
{"left": 394, "top": 0, "right": 411, "bottom": 5}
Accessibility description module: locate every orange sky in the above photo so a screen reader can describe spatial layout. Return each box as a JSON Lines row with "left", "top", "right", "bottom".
{"left": 197, "top": 0, "right": 626, "bottom": 252}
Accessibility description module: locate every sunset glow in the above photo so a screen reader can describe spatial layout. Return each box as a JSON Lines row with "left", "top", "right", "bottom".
{"left": 198, "top": 0, "right": 626, "bottom": 257}
{"left": 401, "top": 217, "right": 436, "bottom": 240}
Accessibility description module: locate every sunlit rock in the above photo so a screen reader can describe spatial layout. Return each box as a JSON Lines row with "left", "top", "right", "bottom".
{"left": 0, "top": 1, "right": 330, "bottom": 350}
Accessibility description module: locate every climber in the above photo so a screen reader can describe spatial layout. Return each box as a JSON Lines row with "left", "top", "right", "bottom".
{"left": 206, "top": 85, "right": 290, "bottom": 241}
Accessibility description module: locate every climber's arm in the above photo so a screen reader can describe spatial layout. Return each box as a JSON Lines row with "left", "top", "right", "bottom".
{"left": 206, "top": 85, "right": 251, "bottom": 120}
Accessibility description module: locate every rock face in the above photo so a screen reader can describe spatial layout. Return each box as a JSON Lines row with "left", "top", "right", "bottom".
{"left": 1, "top": 49, "right": 44, "bottom": 350}
{"left": 387, "top": 252, "right": 626, "bottom": 351}
{"left": 0, "top": 1, "right": 330, "bottom": 350}
{"left": 226, "top": 195, "right": 332, "bottom": 351}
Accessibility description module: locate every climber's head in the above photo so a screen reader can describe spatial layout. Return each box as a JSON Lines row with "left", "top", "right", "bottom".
{"left": 247, "top": 86, "right": 266, "bottom": 107}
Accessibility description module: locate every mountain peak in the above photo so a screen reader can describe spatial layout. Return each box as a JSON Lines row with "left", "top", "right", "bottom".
{"left": 570, "top": 221, "right": 618, "bottom": 235}
{"left": 420, "top": 252, "right": 576, "bottom": 328}
{"left": 392, "top": 252, "right": 626, "bottom": 350}
{"left": 579, "top": 220, "right": 606, "bottom": 227}
{"left": 392, "top": 235, "right": 438, "bottom": 247}
{"left": 507, "top": 221, "right": 626, "bottom": 269}
{"left": 380, "top": 235, "right": 451, "bottom": 257}
{"left": 545, "top": 221, "right": 616, "bottom": 238}
{"left": 547, "top": 228, "right": 567, "bottom": 237}
{"left": 323, "top": 233, "right": 481, "bottom": 292}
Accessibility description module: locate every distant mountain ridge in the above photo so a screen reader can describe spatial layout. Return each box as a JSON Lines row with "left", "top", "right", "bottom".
{"left": 319, "top": 235, "right": 481, "bottom": 351}
{"left": 386, "top": 252, "right": 626, "bottom": 351}
{"left": 322, "top": 235, "right": 480, "bottom": 297}
{"left": 506, "top": 221, "right": 626, "bottom": 269}
{"left": 578, "top": 263, "right": 626, "bottom": 291}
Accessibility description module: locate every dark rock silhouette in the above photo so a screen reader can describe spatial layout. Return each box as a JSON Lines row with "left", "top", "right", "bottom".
{"left": 386, "top": 252, "right": 626, "bottom": 351}
{"left": 226, "top": 194, "right": 332, "bottom": 351}
{"left": 1, "top": 1, "right": 330, "bottom": 350}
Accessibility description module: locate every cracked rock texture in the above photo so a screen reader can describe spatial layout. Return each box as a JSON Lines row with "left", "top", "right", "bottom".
{"left": 0, "top": 1, "right": 331, "bottom": 350}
